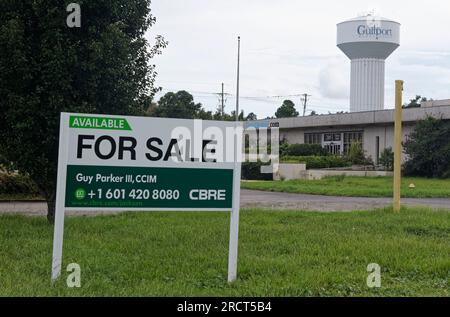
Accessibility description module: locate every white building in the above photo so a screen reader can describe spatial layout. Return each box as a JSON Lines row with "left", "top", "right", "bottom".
{"left": 248, "top": 102, "right": 450, "bottom": 163}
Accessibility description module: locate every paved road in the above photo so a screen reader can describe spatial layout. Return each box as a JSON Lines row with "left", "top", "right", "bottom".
{"left": 241, "top": 190, "right": 450, "bottom": 211}
{"left": 1, "top": 190, "right": 449, "bottom": 215}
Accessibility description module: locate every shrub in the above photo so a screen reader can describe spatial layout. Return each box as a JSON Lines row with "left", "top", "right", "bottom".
{"left": 279, "top": 142, "right": 290, "bottom": 157}
{"left": 241, "top": 162, "right": 273, "bottom": 180}
{"left": 0, "top": 155, "right": 14, "bottom": 172}
{"left": 0, "top": 173, "right": 40, "bottom": 197}
{"left": 281, "top": 156, "right": 351, "bottom": 169}
{"left": 345, "top": 141, "right": 374, "bottom": 166}
{"left": 379, "top": 147, "right": 394, "bottom": 171}
{"left": 285, "top": 144, "right": 329, "bottom": 156}
{"left": 403, "top": 116, "right": 450, "bottom": 178}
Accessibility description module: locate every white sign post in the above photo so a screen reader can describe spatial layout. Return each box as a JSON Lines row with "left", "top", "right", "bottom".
{"left": 51, "top": 112, "right": 242, "bottom": 283}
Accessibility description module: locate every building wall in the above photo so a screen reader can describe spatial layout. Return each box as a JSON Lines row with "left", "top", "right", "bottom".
{"left": 280, "top": 129, "right": 304, "bottom": 145}
{"left": 280, "top": 123, "right": 415, "bottom": 163}
{"left": 363, "top": 124, "right": 414, "bottom": 163}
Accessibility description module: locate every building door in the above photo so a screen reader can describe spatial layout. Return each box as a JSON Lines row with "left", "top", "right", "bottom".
{"left": 323, "top": 133, "right": 343, "bottom": 155}
{"left": 324, "top": 143, "right": 341, "bottom": 155}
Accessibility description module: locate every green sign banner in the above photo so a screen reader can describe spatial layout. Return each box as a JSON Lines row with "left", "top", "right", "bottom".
{"left": 69, "top": 115, "right": 132, "bottom": 131}
{"left": 65, "top": 165, "right": 233, "bottom": 209}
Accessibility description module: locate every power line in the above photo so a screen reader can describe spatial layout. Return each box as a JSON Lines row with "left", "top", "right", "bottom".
{"left": 157, "top": 86, "right": 348, "bottom": 115}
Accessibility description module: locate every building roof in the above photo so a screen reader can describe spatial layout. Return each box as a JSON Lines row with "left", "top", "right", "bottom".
{"left": 247, "top": 105, "right": 450, "bottom": 130}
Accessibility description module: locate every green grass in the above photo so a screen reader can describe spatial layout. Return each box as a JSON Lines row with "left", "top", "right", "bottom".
{"left": 0, "top": 208, "right": 449, "bottom": 296}
{"left": 242, "top": 176, "right": 450, "bottom": 198}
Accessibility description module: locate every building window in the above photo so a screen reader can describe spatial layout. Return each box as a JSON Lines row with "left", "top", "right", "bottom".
{"left": 304, "top": 133, "right": 322, "bottom": 145}
{"left": 343, "top": 131, "right": 363, "bottom": 154}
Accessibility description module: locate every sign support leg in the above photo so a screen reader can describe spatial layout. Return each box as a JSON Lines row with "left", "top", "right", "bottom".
{"left": 51, "top": 113, "right": 69, "bottom": 283}
{"left": 228, "top": 160, "right": 241, "bottom": 283}
{"left": 228, "top": 36, "right": 241, "bottom": 283}
{"left": 51, "top": 197, "right": 65, "bottom": 283}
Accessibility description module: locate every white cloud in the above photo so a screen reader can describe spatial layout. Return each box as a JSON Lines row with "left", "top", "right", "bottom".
{"left": 318, "top": 57, "right": 350, "bottom": 100}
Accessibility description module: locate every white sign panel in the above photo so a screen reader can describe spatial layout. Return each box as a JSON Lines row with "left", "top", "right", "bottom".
{"left": 52, "top": 113, "right": 243, "bottom": 283}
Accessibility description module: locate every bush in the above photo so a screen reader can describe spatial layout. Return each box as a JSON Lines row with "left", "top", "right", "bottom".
{"left": 281, "top": 156, "right": 351, "bottom": 169}
{"left": 0, "top": 173, "right": 40, "bottom": 197}
{"left": 379, "top": 147, "right": 394, "bottom": 171}
{"left": 241, "top": 162, "right": 273, "bottom": 180}
{"left": 0, "top": 154, "right": 14, "bottom": 172}
{"left": 284, "top": 144, "right": 329, "bottom": 157}
{"left": 279, "top": 142, "right": 290, "bottom": 157}
{"left": 345, "top": 141, "right": 374, "bottom": 166}
{"left": 403, "top": 116, "right": 450, "bottom": 178}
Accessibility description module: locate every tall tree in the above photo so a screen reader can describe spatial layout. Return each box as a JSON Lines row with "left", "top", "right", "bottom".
{"left": 403, "top": 116, "right": 450, "bottom": 178}
{"left": 275, "top": 100, "right": 299, "bottom": 118}
{"left": 151, "top": 91, "right": 204, "bottom": 119}
{"left": 0, "top": 0, "right": 167, "bottom": 223}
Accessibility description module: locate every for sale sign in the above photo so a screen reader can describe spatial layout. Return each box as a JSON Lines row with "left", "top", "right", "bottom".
{"left": 52, "top": 113, "right": 243, "bottom": 282}
{"left": 61, "top": 114, "right": 241, "bottom": 210}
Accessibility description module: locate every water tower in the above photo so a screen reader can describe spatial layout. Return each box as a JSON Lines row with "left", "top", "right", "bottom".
{"left": 337, "top": 15, "right": 400, "bottom": 112}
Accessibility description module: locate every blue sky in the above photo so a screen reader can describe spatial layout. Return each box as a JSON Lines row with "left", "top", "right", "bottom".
{"left": 146, "top": 0, "right": 450, "bottom": 118}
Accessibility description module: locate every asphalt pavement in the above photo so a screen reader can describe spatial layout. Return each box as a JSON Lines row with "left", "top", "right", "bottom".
{"left": 1, "top": 189, "right": 449, "bottom": 216}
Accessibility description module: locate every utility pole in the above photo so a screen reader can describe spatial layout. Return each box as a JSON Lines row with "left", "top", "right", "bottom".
{"left": 301, "top": 93, "right": 311, "bottom": 116}
{"left": 221, "top": 82, "right": 225, "bottom": 117}
{"left": 235, "top": 37, "right": 241, "bottom": 121}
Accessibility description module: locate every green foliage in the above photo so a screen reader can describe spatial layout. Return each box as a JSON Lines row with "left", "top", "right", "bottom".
{"left": 246, "top": 112, "right": 257, "bottom": 121}
{"left": 0, "top": 1, "right": 166, "bottom": 221}
{"left": 0, "top": 173, "right": 40, "bottom": 197}
{"left": 284, "top": 144, "right": 329, "bottom": 157}
{"left": 241, "top": 162, "right": 273, "bottom": 180}
{"left": 330, "top": 174, "right": 346, "bottom": 182}
{"left": 279, "top": 141, "right": 290, "bottom": 157}
{"left": 216, "top": 110, "right": 245, "bottom": 122}
{"left": 150, "top": 92, "right": 251, "bottom": 121}
{"left": 0, "top": 155, "right": 15, "bottom": 172}
{"left": 345, "top": 141, "right": 373, "bottom": 166}
{"left": 275, "top": 100, "right": 299, "bottom": 118}
{"left": 403, "top": 116, "right": 450, "bottom": 178}
{"left": 403, "top": 95, "right": 427, "bottom": 109}
{"left": 150, "top": 90, "right": 204, "bottom": 119}
{"left": 281, "top": 156, "right": 351, "bottom": 169}
{"left": 242, "top": 176, "right": 450, "bottom": 198}
{"left": 379, "top": 147, "right": 394, "bottom": 171}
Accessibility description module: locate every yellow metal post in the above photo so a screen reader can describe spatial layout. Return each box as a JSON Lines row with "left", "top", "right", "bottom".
{"left": 393, "top": 80, "right": 404, "bottom": 212}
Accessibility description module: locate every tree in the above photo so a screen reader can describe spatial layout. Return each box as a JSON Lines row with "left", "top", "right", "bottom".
{"left": 246, "top": 112, "right": 257, "bottom": 121}
{"left": 231, "top": 110, "right": 246, "bottom": 121}
{"left": 0, "top": 1, "right": 167, "bottom": 223}
{"left": 213, "top": 110, "right": 245, "bottom": 122}
{"left": 403, "top": 116, "right": 450, "bottom": 178}
{"left": 403, "top": 95, "right": 427, "bottom": 109}
{"left": 151, "top": 91, "right": 204, "bottom": 119}
{"left": 275, "top": 100, "right": 299, "bottom": 118}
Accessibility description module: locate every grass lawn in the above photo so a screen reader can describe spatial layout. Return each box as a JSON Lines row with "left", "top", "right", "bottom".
{"left": 0, "top": 207, "right": 449, "bottom": 296}
{"left": 242, "top": 176, "right": 450, "bottom": 198}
